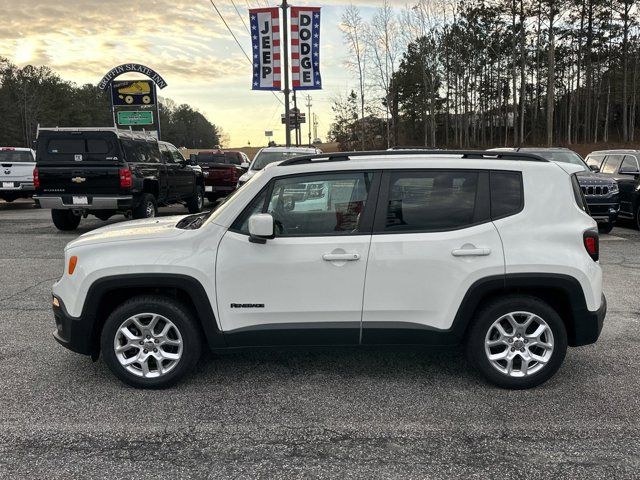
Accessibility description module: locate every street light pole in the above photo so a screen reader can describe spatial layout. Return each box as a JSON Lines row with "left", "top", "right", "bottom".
{"left": 281, "top": 0, "right": 291, "bottom": 147}
{"left": 306, "top": 95, "right": 312, "bottom": 145}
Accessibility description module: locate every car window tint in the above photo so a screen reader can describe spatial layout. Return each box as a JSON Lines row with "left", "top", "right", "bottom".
{"left": 122, "top": 140, "right": 161, "bottom": 163}
{"left": 47, "top": 139, "right": 84, "bottom": 153}
{"left": 265, "top": 172, "right": 372, "bottom": 236}
{"left": 621, "top": 155, "right": 639, "bottom": 172}
{"left": 0, "top": 150, "right": 33, "bottom": 162}
{"left": 384, "top": 171, "right": 478, "bottom": 232}
{"left": 171, "top": 148, "right": 184, "bottom": 163}
{"left": 601, "top": 155, "right": 623, "bottom": 174}
{"left": 158, "top": 144, "right": 173, "bottom": 163}
{"left": 490, "top": 171, "right": 523, "bottom": 219}
{"left": 233, "top": 188, "right": 269, "bottom": 234}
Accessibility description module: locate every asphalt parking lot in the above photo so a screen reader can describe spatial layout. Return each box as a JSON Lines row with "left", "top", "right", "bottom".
{"left": 0, "top": 199, "right": 639, "bottom": 479}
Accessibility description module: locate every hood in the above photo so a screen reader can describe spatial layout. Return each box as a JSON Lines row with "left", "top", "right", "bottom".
{"left": 576, "top": 171, "right": 617, "bottom": 184}
{"left": 67, "top": 215, "right": 187, "bottom": 249}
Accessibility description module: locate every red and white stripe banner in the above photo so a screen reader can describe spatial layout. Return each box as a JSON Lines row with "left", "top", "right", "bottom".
{"left": 250, "top": 8, "right": 281, "bottom": 90}
{"left": 291, "top": 7, "right": 322, "bottom": 90}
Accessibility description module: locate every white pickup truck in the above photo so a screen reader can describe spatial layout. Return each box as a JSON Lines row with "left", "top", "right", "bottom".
{"left": 0, "top": 147, "right": 36, "bottom": 202}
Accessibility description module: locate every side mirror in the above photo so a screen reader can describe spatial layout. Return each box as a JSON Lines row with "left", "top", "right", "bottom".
{"left": 241, "top": 162, "right": 250, "bottom": 169}
{"left": 248, "top": 213, "right": 275, "bottom": 243}
{"left": 589, "top": 164, "right": 600, "bottom": 172}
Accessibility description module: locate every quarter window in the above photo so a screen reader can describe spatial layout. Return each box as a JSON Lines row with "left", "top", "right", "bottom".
{"left": 621, "top": 155, "right": 639, "bottom": 173}
{"left": 490, "top": 171, "right": 523, "bottom": 219}
{"left": 384, "top": 171, "right": 479, "bottom": 232}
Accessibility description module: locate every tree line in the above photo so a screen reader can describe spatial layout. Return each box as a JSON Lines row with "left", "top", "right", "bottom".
{"left": 330, "top": 0, "right": 640, "bottom": 151}
{"left": 0, "top": 57, "right": 221, "bottom": 149}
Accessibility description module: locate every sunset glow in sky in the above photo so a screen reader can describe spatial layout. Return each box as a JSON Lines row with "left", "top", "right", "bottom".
{"left": 0, "top": 0, "right": 386, "bottom": 147}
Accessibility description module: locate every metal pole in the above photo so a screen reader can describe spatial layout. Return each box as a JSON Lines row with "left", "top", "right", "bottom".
{"left": 282, "top": 0, "right": 291, "bottom": 147}
{"left": 293, "top": 90, "right": 299, "bottom": 146}
{"left": 306, "top": 95, "right": 312, "bottom": 145}
{"left": 154, "top": 84, "right": 162, "bottom": 140}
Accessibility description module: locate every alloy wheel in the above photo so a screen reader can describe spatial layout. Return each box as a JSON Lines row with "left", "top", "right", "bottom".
{"left": 113, "top": 313, "right": 183, "bottom": 378}
{"left": 484, "top": 311, "right": 554, "bottom": 377}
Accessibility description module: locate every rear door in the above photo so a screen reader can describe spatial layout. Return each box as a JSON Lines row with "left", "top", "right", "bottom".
{"left": 616, "top": 154, "right": 640, "bottom": 217}
{"left": 36, "top": 132, "right": 122, "bottom": 198}
{"left": 361, "top": 169, "right": 505, "bottom": 344}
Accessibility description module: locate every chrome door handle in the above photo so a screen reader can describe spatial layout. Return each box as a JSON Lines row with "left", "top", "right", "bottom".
{"left": 451, "top": 247, "right": 491, "bottom": 257}
{"left": 322, "top": 253, "right": 360, "bottom": 261}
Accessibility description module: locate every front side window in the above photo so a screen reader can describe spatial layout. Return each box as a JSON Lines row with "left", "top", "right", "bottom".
{"left": 621, "top": 155, "right": 639, "bottom": 173}
{"left": 586, "top": 155, "right": 604, "bottom": 169}
{"left": 601, "top": 155, "right": 623, "bottom": 174}
{"left": 159, "top": 144, "right": 173, "bottom": 163}
{"left": 383, "top": 171, "right": 479, "bottom": 232}
{"left": 233, "top": 172, "right": 373, "bottom": 236}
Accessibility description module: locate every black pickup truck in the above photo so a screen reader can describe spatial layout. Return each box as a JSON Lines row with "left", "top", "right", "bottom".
{"left": 34, "top": 128, "right": 204, "bottom": 230}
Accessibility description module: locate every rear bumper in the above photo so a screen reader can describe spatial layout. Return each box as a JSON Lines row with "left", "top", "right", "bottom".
{"left": 571, "top": 294, "right": 606, "bottom": 347}
{"left": 35, "top": 194, "right": 133, "bottom": 210}
{"left": 0, "top": 181, "right": 34, "bottom": 191}
{"left": 52, "top": 296, "right": 95, "bottom": 356}
{"left": 204, "top": 185, "right": 235, "bottom": 195}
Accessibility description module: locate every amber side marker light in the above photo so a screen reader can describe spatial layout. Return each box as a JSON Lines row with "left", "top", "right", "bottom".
{"left": 68, "top": 256, "right": 78, "bottom": 275}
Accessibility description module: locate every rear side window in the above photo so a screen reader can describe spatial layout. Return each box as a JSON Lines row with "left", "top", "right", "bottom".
{"left": 225, "top": 152, "right": 242, "bottom": 165}
{"left": 121, "top": 140, "right": 161, "bottom": 163}
{"left": 601, "top": 155, "right": 623, "bottom": 174}
{"left": 383, "top": 170, "right": 480, "bottom": 232}
{"left": 621, "top": 155, "right": 639, "bottom": 173}
{"left": 490, "top": 171, "right": 523, "bottom": 219}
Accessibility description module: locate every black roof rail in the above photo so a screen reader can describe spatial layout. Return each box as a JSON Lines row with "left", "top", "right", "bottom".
{"left": 279, "top": 149, "right": 550, "bottom": 166}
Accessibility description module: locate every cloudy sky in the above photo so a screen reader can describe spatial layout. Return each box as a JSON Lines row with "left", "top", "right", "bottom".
{"left": 0, "top": 0, "right": 389, "bottom": 147}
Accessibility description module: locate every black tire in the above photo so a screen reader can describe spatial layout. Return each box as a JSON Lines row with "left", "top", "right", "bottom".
{"left": 51, "top": 209, "right": 81, "bottom": 231}
{"left": 132, "top": 193, "right": 157, "bottom": 219}
{"left": 636, "top": 205, "right": 640, "bottom": 231}
{"left": 598, "top": 222, "right": 614, "bottom": 234}
{"left": 466, "top": 295, "right": 568, "bottom": 389}
{"left": 186, "top": 186, "right": 204, "bottom": 213}
{"left": 1, "top": 196, "right": 15, "bottom": 203}
{"left": 100, "top": 295, "right": 202, "bottom": 389}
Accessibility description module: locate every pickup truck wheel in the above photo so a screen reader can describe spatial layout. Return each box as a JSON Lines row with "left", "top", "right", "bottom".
{"left": 100, "top": 295, "right": 202, "bottom": 388}
{"left": 51, "top": 209, "right": 81, "bottom": 231}
{"left": 186, "top": 186, "right": 204, "bottom": 213}
{"left": 598, "top": 222, "right": 614, "bottom": 234}
{"left": 132, "top": 194, "right": 156, "bottom": 219}
{"left": 466, "top": 295, "right": 567, "bottom": 389}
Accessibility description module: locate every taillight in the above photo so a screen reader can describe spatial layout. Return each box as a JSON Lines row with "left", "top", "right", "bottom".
{"left": 119, "top": 168, "right": 132, "bottom": 188}
{"left": 33, "top": 167, "right": 39, "bottom": 189}
{"left": 583, "top": 230, "right": 599, "bottom": 261}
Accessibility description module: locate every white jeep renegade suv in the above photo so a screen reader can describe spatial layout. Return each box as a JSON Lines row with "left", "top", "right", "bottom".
{"left": 51, "top": 150, "right": 606, "bottom": 389}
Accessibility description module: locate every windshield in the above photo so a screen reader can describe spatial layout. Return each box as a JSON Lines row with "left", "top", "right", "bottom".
{"left": 251, "top": 151, "right": 311, "bottom": 170}
{"left": 526, "top": 150, "right": 589, "bottom": 171}
{"left": 203, "top": 169, "right": 265, "bottom": 225}
{"left": 0, "top": 150, "right": 33, "bottom": 163}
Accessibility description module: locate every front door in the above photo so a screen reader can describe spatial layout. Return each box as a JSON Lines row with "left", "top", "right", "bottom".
{"left": 361, "top": 169, "right": 506, "bottom": 344}
{"left": 615, "top": 154, "right": 640, "bottom": 218}
{"left": 216, "top": 171, "right": 379, "bottom": 346}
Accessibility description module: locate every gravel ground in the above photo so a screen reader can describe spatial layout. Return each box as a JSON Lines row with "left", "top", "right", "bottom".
{"left": 0, "top": 199, "right": 639, "bottom": 479}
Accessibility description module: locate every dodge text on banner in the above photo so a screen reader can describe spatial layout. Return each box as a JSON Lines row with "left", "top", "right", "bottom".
{"left": 250, "top": 7, "right": 281, "bottom": 90}
{"left": 291, "top": 6, "right": 321, "bottom": 90}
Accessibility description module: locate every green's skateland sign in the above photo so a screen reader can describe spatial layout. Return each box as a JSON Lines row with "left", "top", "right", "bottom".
{"left": 117, "top": 111, "right": 154, "bottom": 126}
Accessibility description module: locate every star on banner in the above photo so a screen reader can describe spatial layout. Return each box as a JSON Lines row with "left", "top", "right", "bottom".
{"left": 314, "top": 13, "right": 319, "bottom": 18}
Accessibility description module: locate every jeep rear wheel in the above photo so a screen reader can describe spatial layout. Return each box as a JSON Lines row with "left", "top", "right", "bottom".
{"left": 51, "top": 209, "right": 81, "bottom": 231}
{"left": 467, "top": 295, "right": 567, "bottom": 389}
{"left": 100, "top": 295, "right": 202, "bottom": 388}
{"left": 132, "top": 193, "right": 156, "bottom": 219}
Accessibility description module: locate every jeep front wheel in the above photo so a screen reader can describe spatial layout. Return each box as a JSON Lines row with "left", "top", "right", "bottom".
{"left": 51, "top": 209, "right": 81, "bottom": 231}
{"left": 100, "top": 295, "right": 202, "bottom": 388}
{"left": 467, "top": 295, "right": 567, "bottom": 389}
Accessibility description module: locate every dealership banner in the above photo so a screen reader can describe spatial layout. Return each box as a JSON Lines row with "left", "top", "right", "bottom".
{"left": 250, "top": 7, "right": 281, "bottom": 90}
{"left": 291, "top": 7, "right": 321, "bottom": 90}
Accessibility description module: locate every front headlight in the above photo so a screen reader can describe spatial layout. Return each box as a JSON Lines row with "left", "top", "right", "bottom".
{"left": 609, "top": 182, "right": 619, "bottom": 194}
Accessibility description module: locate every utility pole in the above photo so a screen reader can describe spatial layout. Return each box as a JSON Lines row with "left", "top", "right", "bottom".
{"left": 305, "top": 95, "right": 312, "bottom": 145}
{"left": 313, "top": 113, "right": 318, "bottom": 142}
{"left": 282, "top": 0, "right": 291, "bottom": 147}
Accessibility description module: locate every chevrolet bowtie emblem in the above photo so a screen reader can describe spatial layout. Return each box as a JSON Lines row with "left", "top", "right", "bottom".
{"left": 71, "top": 177, "right": 86, "bottom": 183}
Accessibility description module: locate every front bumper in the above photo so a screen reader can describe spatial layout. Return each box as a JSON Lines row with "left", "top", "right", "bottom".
{"left": 35, "top": 195, "right": 133, "bottom": 210}
{"left": 52, "top": 296, "right": 95, "bottom": 356}
{"left": 571, "top": 294, "right": 606, "bottom": 347}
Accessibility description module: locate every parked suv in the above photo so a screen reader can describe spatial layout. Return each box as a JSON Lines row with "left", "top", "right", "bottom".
{"left": 491, "top": 147, "right": 620, "bottom": 232}
{"left": 584, "top": 150, "right": 640, "bottom": 230}
{"left": 0, "top": 147, "right": 36, "bottom": 202}
{"left": 34, "top": 128, "right": 204, "bottom": 230}
{"left": 237, "top": 146, "right": 321, "bottom": 187}
{"left": 51, "top": 150, "right": 605, "bottom": 389}
{"left": 192, "top": 150, "right": 248, "bottom": 203}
